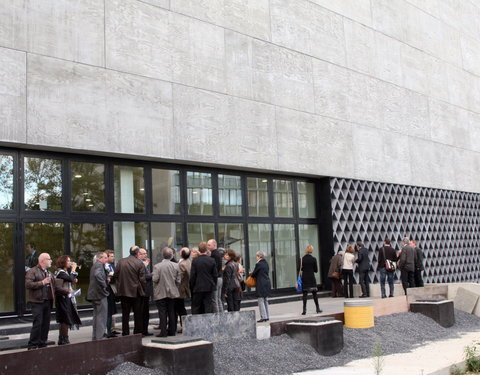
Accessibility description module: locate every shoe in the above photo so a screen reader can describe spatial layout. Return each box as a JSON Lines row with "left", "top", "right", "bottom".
{"left": 316, "top": 309, "right": 322, "bottom": 313}
{"left": 155, "top": 333, "right": 167, "bottom": 337}
{"left": 106, "top": 333, "right": 118, "bottom": 338}
{"left": 301, "top": 312, "right": 306, "bottom": 315}
{"left": 381, "top": 295, "right": 387, "bottom": 299}
{"left": 177, "top": 327, "right": 183, "bottom": 334}
{"left": 153, "top": 325, "right": 161, "bottom": 330}
{"left": 359, "top": 295, "right": 368, "bottom": 298}
{"left": 389, "top": 295, "right": 394, "bottom": 298}
{"left": 112, "top": 330, "right": 121, "bottom": 335}
{"left": 142, "top": 333, "right": 153, "bottom": 337}
{"left": 257, "top": 319, "right": 266, "bottom": 323}
{"left": 265, "top": 319, "right": 269, "bottom": 322}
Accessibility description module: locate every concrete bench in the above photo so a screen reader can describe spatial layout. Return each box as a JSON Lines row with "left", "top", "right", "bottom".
{"left": 144, "top": 336, "right": 214, "bottom": 375}
{"left": 286, "top": 317, "right": 343, "bottom": 356}
{"left": 409, "top": 299, "right": 455, "bottom": 328}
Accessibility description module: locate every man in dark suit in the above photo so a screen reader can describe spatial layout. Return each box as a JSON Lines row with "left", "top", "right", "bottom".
{"left": 25, "top": 242, "right": 38, "bottom": 271}
{"left": 356, "top": 241, "right": 370, "bottom": 297}
{"left": 25, "top": 252, "right": 60, "bottom": 349}
{"left": 398, "top": 237, "right": 416, "bottom": 294}
{"left": 411, "top": 239, "right": 424, "bottom": 287}
{"left": 208, "top": 239, "right": 223, "bottom": 313}
{"left": 138, "top": 247, "right": 153, "bottom": 336}
{"left": 189, "top": 242, "right": 217, "bottom": 314}
{"left": 87, "top": 252, "right": 110, "bottom": 340}
{"left": 113, "top": 246, "right": 146, "bottom": 335}
{"left": 105, "top": 250, "right": 118, "bottom": 337}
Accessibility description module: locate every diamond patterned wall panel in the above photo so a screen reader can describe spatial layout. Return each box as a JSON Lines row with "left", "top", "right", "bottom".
{"left": 329, "top": 178, "right": 480, "bottom": 284}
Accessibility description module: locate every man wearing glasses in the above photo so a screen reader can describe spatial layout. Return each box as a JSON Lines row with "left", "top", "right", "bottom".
{"left": 25, "top": 252, "right": 60, "bottom": 350}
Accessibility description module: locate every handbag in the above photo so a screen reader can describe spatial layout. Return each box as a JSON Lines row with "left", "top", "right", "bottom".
{"left": 382, "top": 247, "right": 396, "bottom": 272}
{"left": 296, "top": 274, "right": 303, "bottom": 292}
{"left": 330, "top": 271, "right": 341, "bottom": 279}
{"left": 296, "top": 258, "right": 303, "bottom": 292}
{"left": 245, "top": 275, "right": 256, "bottom": 288}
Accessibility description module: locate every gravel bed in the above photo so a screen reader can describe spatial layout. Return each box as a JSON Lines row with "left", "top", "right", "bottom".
{"left": 107, "top": 309, "right": 480, "bottom": 375}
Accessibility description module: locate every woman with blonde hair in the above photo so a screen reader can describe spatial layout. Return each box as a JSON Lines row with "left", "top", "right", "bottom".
{"left": 300, "top": 245, "right": 321, "bottom": 315}
{"left": 342, "top": 244, "right": 356, "bottom": 298}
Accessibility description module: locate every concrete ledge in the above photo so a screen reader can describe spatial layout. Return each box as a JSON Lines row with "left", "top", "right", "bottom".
{"left": 353, "top": 283, "right": 405, "bottom": 298}
{"left": 410, "top": 300, "right": 455, "bottom": 328}
{"left": 406, "top": 285, "right": 448, "bottom": 305}
{"left": 373, "top": 296, "right": 408, "bottom": 317}
{"left": 270, "top": 312, "right": 344, "bottom": 337}
{"left": 0, "top": 334, "right": 143, "bottom": 375}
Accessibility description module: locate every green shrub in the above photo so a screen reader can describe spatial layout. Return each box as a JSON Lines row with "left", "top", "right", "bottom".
{"left": 465, "top": 342, "right": 480, "bottom": 373}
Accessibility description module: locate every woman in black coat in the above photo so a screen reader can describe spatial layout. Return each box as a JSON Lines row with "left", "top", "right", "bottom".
{"left": 300, "top": 245, "right": 321, "bottom": 315}
{"left": 251, "top": 251, "right": 271, "bottom": 323}
{"left": 54, "top": 255, "right": 82, "bottom": 345}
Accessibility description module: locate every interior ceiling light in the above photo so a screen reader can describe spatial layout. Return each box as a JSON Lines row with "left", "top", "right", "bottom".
{"left": 85, "top": 198, "right": 91, "bottom": 202}
{"left": 74, "top": 174, "right": 82, "bottom": 178}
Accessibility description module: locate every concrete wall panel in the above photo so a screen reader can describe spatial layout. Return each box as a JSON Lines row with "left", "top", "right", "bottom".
{"left": 429, "top": 99, "right": 470, "bottom": 150}
{"left": 460, "top": 35, "right": 480, "bottom": 77}
{"left": 276, "top": 107, "right": 354, "bottom": 177}
{"left": 173, "top": 85, "right": 277, "bottom": 169}
{"left": 0, "top": 0, "right": 27, "bottom": 51}
{"left": 371, "top": 0, "right": 407, "bottom": 41}
{"left": 352, "top": 125, "right": 411, "bottom": 185}
{"left": 312, "top": 59, "right": 349, "bottom": 122}
{"left": 344, "top": 19, "right": 376, "bottom": 76}
{"left": 107, "top": 0, "right": 225, "bottom": 93}
{"left": 0, "top": 47, "right": 26, "bottom": 143}
{"left": 226, "top": 33, "right": 314, "bottom": 113}
{"left": 270, "top": 0, "right": 346, "bottom": 66}
{"left": 309, "top": 0, "right": 372, "bottom": 27}
{"left": 171, "top": 0, "right": 270, "bottom": 40}
{"left": 374, "top": 33, "right": 403, "bottom": 86}
{"left": 138, "top": 0, "right": 170, "bottom": 9}
{"left": 400, "top": 44, "right": 428, "bottom": 96}
{"left": 27, "top": 54, "right": 173, "bottom": 158}
{"left": 468, "top": 112, "right": 480, "bottom": 153}
{"left": 27, "top": 0, "right": 104, "bottom": 66}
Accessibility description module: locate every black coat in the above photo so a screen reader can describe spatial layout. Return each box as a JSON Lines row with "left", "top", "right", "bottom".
{"left": 377, "top": 246, "right": 397, "bottom": 269}
{"left": 190, "top": 255, "right": 217, "bottom": 293}
{"left": 414, "top": 247, "right": 424, "bottom": 271}
{"left": 301, "top": 254, "right": 318, "bottom": 289}
{"left": 356, "top": 247, "right": 370, "bottom": 272}
{"left": 55, "top": 269, "right": 81, "bottom": 327}
{"left": 251, "top": 259, "right": 271, "bottom": 298}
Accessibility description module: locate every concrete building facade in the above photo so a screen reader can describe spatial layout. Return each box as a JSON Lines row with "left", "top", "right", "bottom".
{"left": 0, "top": 0, "right": 479, "bottom": 318}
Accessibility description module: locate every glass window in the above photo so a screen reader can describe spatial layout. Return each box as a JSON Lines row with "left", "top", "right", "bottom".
{"left": 151, "top": 222, "right": 183, "bottom": 265}
{"left": 248, "top": 223, "right": 272, "bottom": 278}
{"left": 70, "top": 223, "right": 106, "bottom": 305}
{"left": 274, "top": 224, "right": 296, "bottom": 288}
{"left": 218, "top": 174, "right": 242, "bottom": 216}
{"left": 187, "top": 223, "right": 215, "bottom": 248}
{"left": 152, "top": 169, "right": 181, "bottom": 215}
{"left": 273, "top": 179, "right": 293, "bottom": 217}
{"left": 298, "top": 182, "right": 316, "bottom": 218}
{"left": 218, "top": 223, "right": 244, "bottom": 259}
{"left": 298, "top": 224, "right": 320, "bottom": 269}
{"left": 0, "top": 155, "right": 14, "bottom": 210}
{"left": 71, "top": 161, "right": 105, "bottom": 212}
{"left": 0, "top": 223, "right": 14, "bottom": 312}
{"left": 113, "top": 221, "right": 149, "bottom": 259}
{"left": 187, "top": 172, "right": 212, "bottom": 215}
{"left": 24, "top": 157, "right": 62, "bottom": 211}
{"left": 114, "top": 166, "right": 145, "bottom": 213}
{"left": 247, "top": 177, "right": 269, "bottom": 217}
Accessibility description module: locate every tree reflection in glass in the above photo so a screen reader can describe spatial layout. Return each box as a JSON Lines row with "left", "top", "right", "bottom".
{"left": 71, "top": 162, "right": 105, "bottom": 212}
{"left": 0, "top": 223, "right": 14, "bottom": 312}
{"left": 0, "top": 155, "right": 14, "bottom": 210}
{"left": 24, "top": 157, "right": 62, "bottom": 211}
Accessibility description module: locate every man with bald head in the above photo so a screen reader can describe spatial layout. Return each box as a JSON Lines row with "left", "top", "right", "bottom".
{"left": 26, "top": 252, "right": 61, "bottom": 349}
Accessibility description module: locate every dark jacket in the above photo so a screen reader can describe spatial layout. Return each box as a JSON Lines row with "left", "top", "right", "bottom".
{"left": 356, "top": 247, "right": 370, "bottom": 272}
{"left": 251, "top": 258, "right": 271, "bottom": 298}
{"left": 222, "top": 259, "right": 240, "bottom": 295}
{"left": 144, "top": 264, "right": 153, "bottom": 298}
{"left": 25, "top": 265, "right": 59, "bottom": 303}
{"left": 301, "top": 254, "right": 318, "bottom": 289}
{"left": 87, "top": 261, "right": 109, "bottom": 302}
{"left": 328, "top": 252, "right": 343, "bottom": 277}
{"left": 377, "top": 245, "right": 397, "bottom": 269}
{"left": 398, "top": 245, "right": 416, "bottom": 272}
{"left": 114, "top": 255, "right": 146, "bottom": 298}
{"left": 414, "top": 247, "right": 424, "bottom": 271}
{"left": 190, "top": 254, "right": 217, "bottom": 293}
{"left": 210, "top": 249, "right": 223, "bottom": 277}
{"left": 55, "top": 269, "right": 81, "bottom": 326}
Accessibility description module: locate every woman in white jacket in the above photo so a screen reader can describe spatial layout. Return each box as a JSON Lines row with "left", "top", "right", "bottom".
{"left": 342, "top": 245, "right": 356, "bottom": 298}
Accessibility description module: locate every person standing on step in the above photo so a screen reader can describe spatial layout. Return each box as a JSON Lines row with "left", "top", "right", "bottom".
{"left": 251, "top": 251, "right": 271, "bottom": 322}
{"left": 356, "top": 241, "right": 370, "bottom": 298}
{"left": 377, "top": 238, "right": 397, "bottom": 298}
{"left": 411, "top": 239, "right": 424, "bottom": 288}
{"left": 398, "top": 237, "right": 416, "bottom": 294}
{"left": 86, "top": 252, "right": 110, "bottom": 340}
{"left": 342, "top": 245, "right": 356, "bottom": 298}
{"left": 300, "top": 245, "right": 322, "bottom": 315}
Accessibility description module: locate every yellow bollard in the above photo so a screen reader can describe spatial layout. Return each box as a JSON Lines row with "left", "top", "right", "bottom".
{"left": 344, "top": 299, "right": 374, "bottom": 328}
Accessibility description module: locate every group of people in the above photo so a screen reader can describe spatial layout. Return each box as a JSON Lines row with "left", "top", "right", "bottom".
{"left": 24, "top": 238, "right": 274, "bottom": 349}
{"left": 327, "top": 237, "right": 424, "bottom": 299}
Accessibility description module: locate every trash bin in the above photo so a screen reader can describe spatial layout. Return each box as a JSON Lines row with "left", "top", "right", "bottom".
{"left": 344, "top": 299, "right": 374, "bottom": 328}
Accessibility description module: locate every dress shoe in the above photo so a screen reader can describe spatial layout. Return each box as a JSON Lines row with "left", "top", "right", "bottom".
{"left": 389, "top": 295, "right": 394, "bottom": 298}
{"left": 257, "top": 319, "right": 266, "bottom": 323}
{"left": 142, "top": 333, "right": 153, "bottom": 337}
{"left": 316, "top": 309, "right": 322, "bottom": 313}
{"left": 155, "top": 333, "right": 167, "bottom": 337}
{"left": 111, "top": 330, "right": 121, "bottom": 335}
{"left": 106, "top": 333, "right": 118, "bottom": 338}
{"left": 359, "top": 295, "right": 368, "bottom": 298}
{"left": 153, "top": 325, "right": 161, "bottom": 330}
{"left": 301, "top": 311, "right": 306, "bottom": 315}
